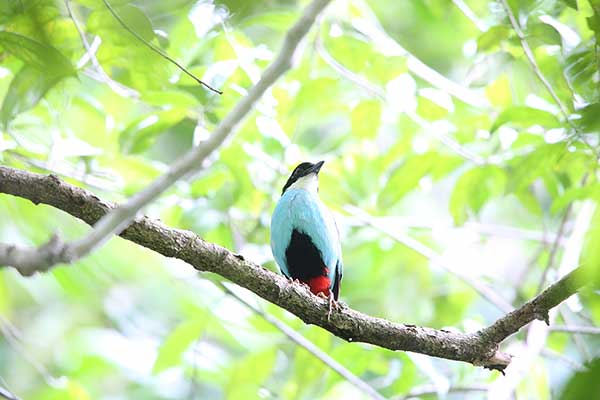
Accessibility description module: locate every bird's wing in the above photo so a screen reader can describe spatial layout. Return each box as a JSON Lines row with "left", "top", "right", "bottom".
{"left": 329, "top": 211, "right": 343, "bottom": 299}
{"left": 270, "top": 192, "right": 294, "bottom": 277}
{"left": 288, "top": 190, "right": 339, "bottom": 271}
{"left": 332, "top": 258, "right": 343, "bottom": 300}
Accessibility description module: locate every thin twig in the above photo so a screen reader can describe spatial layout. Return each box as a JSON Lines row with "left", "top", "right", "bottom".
{"left": 314, "top": 30, "right": 385, "bottom": 100}
{"left": 350, "top": 17, "right": 490, "bottom": 109}
{"left": 100, "top": 0, "right": 222, "bottom": 94}
{"left": 4, "top": 149, "right": 121, "bottom": 193}
{"left": 346, "top": 205, "right": 514, "bottom": 313}
{"left": 407, "top": 111, "right": 487, "bottom": 165}
{"left": 0, "top": 0, "right": 332, "bottom": 276}
{"left": 451, "top": 0, "right": 486, "bottom": 31}
{"left": 540, "top": 348, "right": 585, "bottom": 371}
{"left": 314, "top": 29, "right": 488, "bottom": 165}
{"left": 550, "top": 325, "right": 600, "bottom": 335}
{"left": 537, "top": 174, "right": 589, "bottom": 293}
{"left": 0, "top": 318, "right": 64, "bottom": 388}
{"left": 499, "top": 0, "right": 572, "bottom": 124}
{"left": 392, "top": 384, "right": 487, "bottom": 400}
{"left": 558, "top": 307, "right": 591, "bottom": 362}
{"left": 216, "top": 282, "right": 386, "bottom": 400}
{"left": 344, "top": 215, "right": 566, "bottom": 246}
{"left": 536, "top": 206, "right": 572, "bottom": 293}
{"left": 0, "top": 385, "right": 20, "bottom": 400}
{"left": 65, "top": 0, "right": 139, "bottom": 98}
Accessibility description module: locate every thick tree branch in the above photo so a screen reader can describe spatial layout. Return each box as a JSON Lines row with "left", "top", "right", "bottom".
{"left": 0, "top": 166, "right": 587, "bottom": 371}
{"left": 0, "top": 0, "right": 331, "bottom": 275}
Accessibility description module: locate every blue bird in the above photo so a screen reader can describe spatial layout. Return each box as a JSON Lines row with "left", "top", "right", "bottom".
{"left": 270, "top": 161, "right": 343, "bottom": 304}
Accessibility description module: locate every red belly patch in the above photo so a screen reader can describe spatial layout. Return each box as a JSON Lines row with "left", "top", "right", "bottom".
{"left": 305, "top": 275, "right": 331, "bottom": 297}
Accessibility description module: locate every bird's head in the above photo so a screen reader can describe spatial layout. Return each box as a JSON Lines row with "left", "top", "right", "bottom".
{"left": 281, "top": 160, "right": 324, "bottom": 195}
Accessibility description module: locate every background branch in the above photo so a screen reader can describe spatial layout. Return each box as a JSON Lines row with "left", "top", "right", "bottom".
{"left": 0, "top": 386, "right": 19, "bottom": 400}
{"left": 499, "top": 0, "right": 572, "bottom": 123}
{"left": 216, "top": 282, "right": 386, "bottom": 400}
{"left": 65, "top": 0, "right": 140, "bottom": 99}
{"left": 100, "top": 0, "right": 221, "bottom": 94}
{"left": 0, "top": 166, "right": 587, "bottom": 371}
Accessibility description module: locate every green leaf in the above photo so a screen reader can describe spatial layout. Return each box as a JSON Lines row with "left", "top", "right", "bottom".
{"left": 491, "top": 106, "right": 561, "bottom": 132}
{"left": 477, "top": 25, "right": 510, "bottom": 52}
{"left": 551, "top": 184, "right": 600, "bottom": 214}
{"left": 508, "top": 144, "right": 565, "bottom": 192}
{"left": 516, "top": 188, "right": 542, "bottom": 216}
{"left": 587, "top": 13, "right": 600, "bottom": 41}
{"left": 88, "top": 4, "right": 155, "bottom": 43}
{"left": 226, "top": 349, "right": 277, "bottom": 400}
{"left": 0, "top": 1, "right": 24, "bottom": 22}
{"left": 565, "top": 49, "right": 595, "bottom": 101}
{"left": 378, "top": 153, "right": 463, "bottom": 208}
{"left": 190, "top": 167, "right": 233, "bottom": 198}
{"left": 577, "top": 103, "right": 600, "bottom": 133}
{"left": 74, "top": 0, "right": 132, "bottom": 8}
{"left": 378, "top": 154, "right": 435, "bottom": 207}
{"left": 0, "top": 31, "right": 76, "bottom": 77}
{"left": 152, "top": 319, "right": 204, "bottom": 374}
{"left": 119, "top": 109, "right": 187, "bottom": 154}
{"left": 351, "top": 100, "right": 381, "bottom": 138}
{"left": 579, "top": 206, "right": 600, "bottom": 287}
{"left": 559, "top": 0, "right": 577, "bottom": 9}
{"left": 0, "top": 66, "right": 63, "bottom": 126}
{"left": 449, "top": 166, "right": 507, "bottom": 225}
{"left": 560, "top": 358, "right": 600, "bottom": 399}
{"left": 527, "top": 22, "right": 562, "bottom": 47}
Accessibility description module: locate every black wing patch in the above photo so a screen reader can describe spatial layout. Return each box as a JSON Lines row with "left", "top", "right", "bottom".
{"left": 285, "top": 229, "right": 327, "bottom": 281}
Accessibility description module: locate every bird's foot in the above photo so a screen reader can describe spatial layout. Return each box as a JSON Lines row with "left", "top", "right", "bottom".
{"left": 318, "top": 292, "right": 339, "bottom": 321}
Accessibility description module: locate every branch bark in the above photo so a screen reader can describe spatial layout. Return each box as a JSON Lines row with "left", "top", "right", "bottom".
{"left": 0, "top": 166, "right": 587, "bottom": 371}
{"left": 0, "top": 0, "right": 331, "bottom": 276}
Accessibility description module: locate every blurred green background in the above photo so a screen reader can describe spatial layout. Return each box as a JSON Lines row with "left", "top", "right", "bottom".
{"left": 0, "top": 0, "right": 599, "bottom": 398}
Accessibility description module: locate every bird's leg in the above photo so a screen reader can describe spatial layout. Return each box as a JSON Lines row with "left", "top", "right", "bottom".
{"left": 318, "top": 292, "right": 338, "bottom": 321}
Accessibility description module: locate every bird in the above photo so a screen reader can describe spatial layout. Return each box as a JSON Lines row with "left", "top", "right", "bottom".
{"left": 270, "top": 161, "right": 343, "bottom": 312}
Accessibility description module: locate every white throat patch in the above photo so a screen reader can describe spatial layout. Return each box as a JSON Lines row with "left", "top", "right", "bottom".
{"left": 288, "top": 173, "right": 319, "bottom": 194}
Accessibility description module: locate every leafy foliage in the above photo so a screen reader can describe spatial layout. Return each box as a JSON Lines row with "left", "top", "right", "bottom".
{"left": 0, "top": 0, "right": 599, "bottom": 399}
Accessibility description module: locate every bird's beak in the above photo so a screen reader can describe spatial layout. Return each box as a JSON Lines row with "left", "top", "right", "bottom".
{"left": 309, "top": 160, "right": 325, "bottom": 175}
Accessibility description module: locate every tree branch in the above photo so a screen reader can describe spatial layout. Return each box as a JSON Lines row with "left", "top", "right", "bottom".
{"left": 346, "top": 206, "right": 514, "bottom": 313}
{"left": 478, "top": 267, "right": 584, "bottom": 344}
{"left": 0, "top": 166, "right": 587, "bottom": 371}
{"left": 0, "top": 0, "right": 331, "bottom": 276}
{"left": 0, "top": 385, "right": 20, "bottom": 400}
{"left": 550, "top": 325, "right": 600, "bottom": 335}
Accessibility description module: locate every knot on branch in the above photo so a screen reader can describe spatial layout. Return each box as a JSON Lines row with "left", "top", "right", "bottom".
{"left": 533, "top": 309, "right": 550, "bottom": 325}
